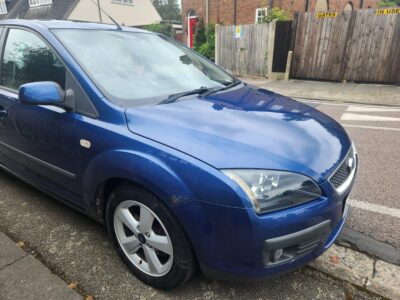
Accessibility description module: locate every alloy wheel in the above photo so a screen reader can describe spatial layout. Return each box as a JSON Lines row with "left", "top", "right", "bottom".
{"left": 113, "top": 200, "right": 173, "bottom": 277}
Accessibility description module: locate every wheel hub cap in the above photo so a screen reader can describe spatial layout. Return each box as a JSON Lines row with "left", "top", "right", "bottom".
{"left": 138, "top": 233, "right": 146, "bottom": 244}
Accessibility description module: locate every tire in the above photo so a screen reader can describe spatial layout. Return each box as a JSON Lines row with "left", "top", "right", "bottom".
{"left": 106, "top": 183, "right": 196, "bottom": 289}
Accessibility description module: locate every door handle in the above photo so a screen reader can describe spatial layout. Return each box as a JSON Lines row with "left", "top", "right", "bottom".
{"left": 0, "top": 105, "right": 8, "bottom": 119}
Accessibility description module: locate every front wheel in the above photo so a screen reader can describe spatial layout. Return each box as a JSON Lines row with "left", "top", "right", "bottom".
{"left": 106, "top": 184, "right": 195, "bottom": 289}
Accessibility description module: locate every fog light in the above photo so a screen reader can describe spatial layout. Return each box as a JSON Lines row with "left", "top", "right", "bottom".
{"left": 272, "top": 248, "right": 283, "bottom": 262}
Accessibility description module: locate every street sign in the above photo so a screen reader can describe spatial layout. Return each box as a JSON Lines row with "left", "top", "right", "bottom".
{"left": 316, "top": 12, "right": 338, "bottom": 18}
{"left": 376, "top": 8, "right": 400, "bottom": 15}
{"left": 234, "top": 25, "right": 242, "bottom": 39}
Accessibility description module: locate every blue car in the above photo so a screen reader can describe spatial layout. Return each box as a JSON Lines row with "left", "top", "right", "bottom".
{"left": 0, "top": 20, "right": 357, "bottom": 289}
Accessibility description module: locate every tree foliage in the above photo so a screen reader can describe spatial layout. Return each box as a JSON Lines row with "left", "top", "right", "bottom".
{"left": 152, "top": 0, "right": 181, "bottom": 21}
{"left": 263, "top": 8, "right": 289, "bottom": 23}
{"left": 378, "top": 0, "right": 400, "bottom": 7}
{"left": 194, "top": 19, "right": 206, "bottom": 50}
{"left": 198, "top": 23, "right": 215, "bottom": 60}
{"left": 143, "top": 23, "right": 174, "bottom": 36}
{"left": 3, "top": 44, "right": 65, "bottom": 90}
{"left": 194, "top": 20, "right": 215, "bottom": 60}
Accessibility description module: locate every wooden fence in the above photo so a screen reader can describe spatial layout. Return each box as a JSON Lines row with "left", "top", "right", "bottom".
{"left": 215, "top": 24, "right": 271, "bottom": 77}
{"left": 291, "top": 10, "right": 400, "bottom": 83}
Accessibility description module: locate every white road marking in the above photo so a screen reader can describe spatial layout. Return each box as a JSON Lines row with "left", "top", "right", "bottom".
{"left": 341, "top": 113, "right": 400, "bottom": 122}
{"left": 342, "top": 124, "right": 400, "bottom": 131}
{"left": 348, "top": 199, "right": 400, "bottom": 219}
{"left": 346, "top": 106, "right": 400, "bottom": 112}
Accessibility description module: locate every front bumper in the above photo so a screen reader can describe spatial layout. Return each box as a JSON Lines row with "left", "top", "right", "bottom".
{"left": 200, "top": 204, "right": 350, "bottom": 282}
{"left": 171, "top": 175, "right": 354, "bottom": 281}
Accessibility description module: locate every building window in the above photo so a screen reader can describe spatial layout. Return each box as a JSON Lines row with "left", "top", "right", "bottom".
{"left": 255, "top": 8, "right": 268, "bottom": 24}
{"left": 0, "top": 0, "right": 7, "bottom": 15}
{"left": 111, "top": 0, "right": 134, "bottom": 5}
{"left": 29, "top": 0, "right": 53, "bottom": 7}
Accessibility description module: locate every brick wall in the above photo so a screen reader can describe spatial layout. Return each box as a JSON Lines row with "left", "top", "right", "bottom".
{"left": 181, "top": 0, "right": 380, "bottom": 44}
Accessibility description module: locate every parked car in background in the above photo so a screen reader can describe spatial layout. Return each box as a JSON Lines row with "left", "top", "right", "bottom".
{"left": 0, "top": 20, "right": 357, "bottom": 289}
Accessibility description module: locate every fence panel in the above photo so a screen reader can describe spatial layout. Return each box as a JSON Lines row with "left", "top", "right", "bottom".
{"left": 291, "top": 10, "right": 400, "bottom": 83}
{"left": 216, "top": 24, "right": 270, "bottom": 77}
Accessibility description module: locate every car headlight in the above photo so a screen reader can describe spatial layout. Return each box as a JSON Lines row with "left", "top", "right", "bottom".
{"left": 222, "top": 170, "right": 322, "bottom": 214}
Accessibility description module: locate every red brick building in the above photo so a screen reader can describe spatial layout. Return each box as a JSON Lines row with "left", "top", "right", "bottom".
{"left": 182, "top": 0, "right": 379, "bottom": 47}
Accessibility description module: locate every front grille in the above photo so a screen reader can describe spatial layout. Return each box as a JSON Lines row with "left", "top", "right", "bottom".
{"left": 295, "top": 237, "right": 322, "bottom": 256}
{"left": 329, "top": 146, "right": 356, "bottom": 192}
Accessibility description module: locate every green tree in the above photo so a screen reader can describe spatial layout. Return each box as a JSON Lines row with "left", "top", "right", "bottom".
{"left": 263, "top": 8, "right": 289, "bottom": 23}
{"left": 3, "top": 44, "right": 65, "bottom": 90}
{"left": 194, "top": 19, "right": 206, "bottom": 51}
{"left": 198, "top": 23, "right": 215, "bottom": 60}
{"left": 193, "top": 20, "right": 215, "bottom": 60}
{"left": 378, "top": 0, "right": 400, "bottom": 6}
{"left": 152, "top": 0, "right": 181, "bottom": 21}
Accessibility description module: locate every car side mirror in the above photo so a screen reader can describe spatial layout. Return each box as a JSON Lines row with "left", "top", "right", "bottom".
{"left": 19, "top": 81, "right": 75, "bottom": 112}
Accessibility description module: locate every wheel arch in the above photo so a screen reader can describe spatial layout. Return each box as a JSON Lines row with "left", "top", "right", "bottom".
{"left": 82, "top": 149, "right": 195, "bottom": 222}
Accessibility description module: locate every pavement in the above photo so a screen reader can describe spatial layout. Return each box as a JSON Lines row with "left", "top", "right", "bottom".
{"left": 242, "top": 78, "right": 400, "bottom": 106}
{"left": 310, "top": 244, "right": 400, "bottom": 299}
{"left": 1, "top": 78, "right": 400, "bottom": 299}
{"left": 0, "top": 232, "right": 81, "bottom": 300}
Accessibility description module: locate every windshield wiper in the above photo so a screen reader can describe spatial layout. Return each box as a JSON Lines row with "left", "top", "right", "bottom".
{"left": 158, "top": 87, "right": 211, "bottom": 105}
{"left": 201, "top": 80, "right": 242, "bottom": 97}
{"left": 158, "top": 80, "right": 242, "bottom": 105}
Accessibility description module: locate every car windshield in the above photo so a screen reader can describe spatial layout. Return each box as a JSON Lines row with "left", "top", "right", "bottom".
{"left": 53, "top": 29, "right": 234, "bottom": 106}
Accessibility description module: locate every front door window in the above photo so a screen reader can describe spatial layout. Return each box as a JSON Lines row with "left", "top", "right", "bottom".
{"left": 1, "top": 28, "right": 66, "bottom": 90}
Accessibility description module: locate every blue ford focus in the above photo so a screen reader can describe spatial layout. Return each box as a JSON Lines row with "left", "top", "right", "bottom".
{"left": 0, "top": 20, "right": 357, "bottom": 289}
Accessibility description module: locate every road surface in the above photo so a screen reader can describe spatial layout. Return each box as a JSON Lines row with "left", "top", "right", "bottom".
{"left": 301, "top": 99, "right": 400, "bottom": 249}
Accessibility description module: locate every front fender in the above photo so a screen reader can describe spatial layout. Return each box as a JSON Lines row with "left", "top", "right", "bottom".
{"left": 82, "top": 149, "right": 195, "bottom": 215}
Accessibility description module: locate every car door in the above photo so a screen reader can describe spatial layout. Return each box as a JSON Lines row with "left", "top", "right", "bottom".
{"left": 0, "top": 27, "right": 81, "bottom": 201}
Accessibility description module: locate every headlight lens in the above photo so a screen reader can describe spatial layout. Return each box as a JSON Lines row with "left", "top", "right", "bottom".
{"left": 222, "top": 170, "right": 322, "bottom": 214}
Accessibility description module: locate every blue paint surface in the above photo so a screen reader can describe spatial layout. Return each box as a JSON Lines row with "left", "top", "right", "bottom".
{"left": 0, "top": 20, "right": 355, "bottom": 280}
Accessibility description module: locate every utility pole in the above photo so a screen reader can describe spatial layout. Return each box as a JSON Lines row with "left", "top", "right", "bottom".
{"left": 233, "top": 0, "right": 237, "bottom": 25}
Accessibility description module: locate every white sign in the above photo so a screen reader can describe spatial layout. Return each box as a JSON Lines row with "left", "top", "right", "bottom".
{"left": 234, "top": 26, "right": 242, "bottom": 39}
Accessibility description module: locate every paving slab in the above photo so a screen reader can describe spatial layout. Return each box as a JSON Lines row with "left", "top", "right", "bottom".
{"left": 309, "top": 244, "right": 400, "bottom": 299}
{"left": 0, "top": 232, "right": 26, "bottom": 268}
{"left": 371, "top": 260, "right": 400, "bottom": 300}
{"left": 241, "top": 78, "right": 400, "bottom": 106}
{"left": 0, "top": 232, "right": 82, "bottom": 300}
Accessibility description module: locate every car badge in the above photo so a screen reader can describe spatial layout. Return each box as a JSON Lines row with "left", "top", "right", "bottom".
{"left": 347, "top": 157, "right": 354, "bottom": 171}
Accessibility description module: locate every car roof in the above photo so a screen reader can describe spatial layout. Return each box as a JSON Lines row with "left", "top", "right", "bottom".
{"left": 0, "top": 19, "right": 150, "bottom": 33}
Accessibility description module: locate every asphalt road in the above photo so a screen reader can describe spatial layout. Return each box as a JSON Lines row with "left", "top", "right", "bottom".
{"left": 0, "top": 100, "right": 397, "bottom": 299}
{"left": 300, "top": 100, "right": 400, "bottom": 250}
